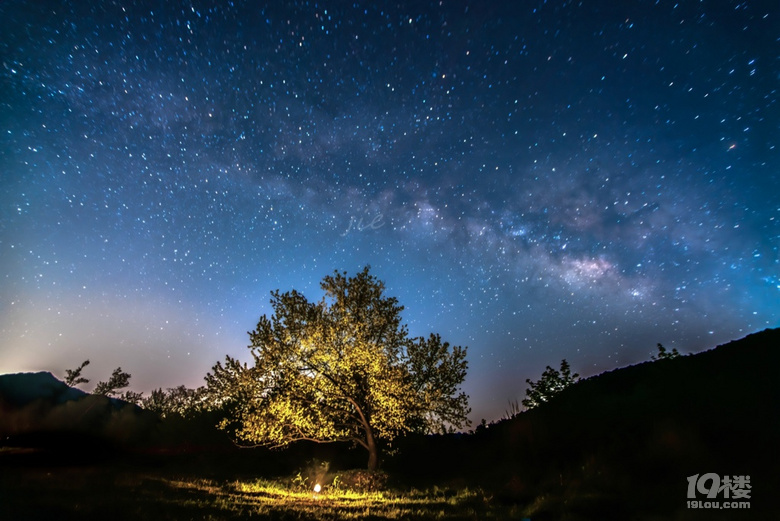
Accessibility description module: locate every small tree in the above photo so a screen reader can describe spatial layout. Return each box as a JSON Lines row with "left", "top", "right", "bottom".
{"left": 64, "top": 359, "right": 90, "bottom": 387}
{"left": 651, "top": 343, "right": 680, "bottom": 361}
{"left": 522, "top": 359, "right": 580, "bottom": 410}
{"left": 94, "top": 367, "right": 132, "bottom": 397}
{"left": 206, "top": 267, "right": 470, "bottom": 470}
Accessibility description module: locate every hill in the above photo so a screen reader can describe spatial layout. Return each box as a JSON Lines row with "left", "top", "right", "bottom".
{"left": 0, "top": 371, "right": 90, "bottom": 407}
{"left": 0, "top": 371, "right": 158, "bottom": 453}
{"left": 392, "top": 328, "right": 780, "bottom": 518}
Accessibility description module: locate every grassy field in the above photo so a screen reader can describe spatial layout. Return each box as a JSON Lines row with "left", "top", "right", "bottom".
{"left": 1, "top": 447, "right": 759, "bottom": 521}
{"left": 0, "top": 451, "right": 528, "bottom": 521}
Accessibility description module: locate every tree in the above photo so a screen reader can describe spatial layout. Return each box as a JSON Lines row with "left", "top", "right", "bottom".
{"left": 143, "top": 385, "right": 206, "bottom": 418}
{"left": 522, "top": 359, "right": 580, "bottom": 410}
{"left": 94, "top": 367, "right": 131, "bottom": 397}
{"left": 206, "top": 267, "right": 470, "bottom": 470}
{"left": 118, "top": 390, "right": 144, "bottom": 405}
{"left": 64, "top": 359, "right": 90, "bottom": 387}
{"left": 64, "top": 362, "right": 142, "bottom": 404}
{"left": 406, "top": 333, "right": 470, "bottom": 433}
{"left": 651, "top": 343, "right": 680, "bottom": 361}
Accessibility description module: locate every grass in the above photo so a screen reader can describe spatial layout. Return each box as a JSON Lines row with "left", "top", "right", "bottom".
{"left": 0, "top": 454, "right": 525, "bottom": 521}
{"left": 226, "top": 479, "right": 506, "bottom": 519}
{"left": 1, "top": 449, "right": 744, "bottom": 520}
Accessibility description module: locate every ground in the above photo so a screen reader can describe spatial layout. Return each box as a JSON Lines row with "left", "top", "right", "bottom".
{"left": 0, "top": 452, "right": 516, "bottom": 520}
{"left": 0, "top": 447, "right": 752, "bottom": 521}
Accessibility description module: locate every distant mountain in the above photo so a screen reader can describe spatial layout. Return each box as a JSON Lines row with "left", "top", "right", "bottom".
{"left": 393, "top": 328, "right": 780, "bottom": 518}
{"left": 0, "top": 371, "right": 157, "bottom": 449}
{"left": 0, "top": 371, "right": 89, "bottom": 408}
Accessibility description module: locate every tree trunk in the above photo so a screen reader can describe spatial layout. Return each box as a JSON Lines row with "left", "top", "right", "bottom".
{"left": 366, "top": 426, "right": 379, "bottom": 471}
{"left": 349, "top": 397, "right": 380, "bottom": 471}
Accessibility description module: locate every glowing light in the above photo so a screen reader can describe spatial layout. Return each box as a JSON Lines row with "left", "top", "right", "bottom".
{"left": 313, "top": 483, "right": 321, "bottom": 493}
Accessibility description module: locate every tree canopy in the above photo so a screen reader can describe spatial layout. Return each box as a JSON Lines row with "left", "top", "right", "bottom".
{"left": 63, "top": 361, "right": 141, "bottom": 404}
{"left": 651, "top": 343, "right": 680, "bottom": 361}
{"left": 93, "top": 367, "right": 131, "bottom": 397}
{"left": 522, "top": 359, "right": 580, "bottom": 410}
{"left": 142, "top": 385, "right": 206, "bottom": 419}
{"left": 64, "top": 359, "right": 90, "bottom": 387}
{"left": 206, "top": 267, "right": 470, "bottom": 470}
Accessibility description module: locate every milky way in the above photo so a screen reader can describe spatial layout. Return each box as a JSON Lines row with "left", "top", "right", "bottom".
{"left": 1, "top": 1, "right": 778, "bottom": 421}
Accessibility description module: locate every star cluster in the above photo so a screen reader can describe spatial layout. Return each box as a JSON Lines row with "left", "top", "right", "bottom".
{"left": 1, "top": 1, "right": 778, "bottom": 421}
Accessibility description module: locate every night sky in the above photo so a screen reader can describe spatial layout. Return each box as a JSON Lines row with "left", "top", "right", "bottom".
{"left": 1, "top": 0, "right": 778, "bottom": 423}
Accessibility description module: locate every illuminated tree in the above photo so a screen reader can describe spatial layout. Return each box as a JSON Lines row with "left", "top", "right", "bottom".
{"left": 522, "top": 359, "right": 580, "bottom": 410}
{"left": 206, "top": 267, "right": 470, "bottom": 470}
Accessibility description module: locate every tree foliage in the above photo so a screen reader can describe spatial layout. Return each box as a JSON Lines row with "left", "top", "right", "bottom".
{"left": 143, "top": 385, "right": 206, "bottom": 418}
{"left": 522, "top": 359, "right": 580, "bottom": 410}
{"left": 119, "top": 389, "right": 144, "bottom": 406}
{"left": 406, "top": 333, "right": 470, "bottom": 433}
{"left": 206, "top": 267, "right": 470, "bottom": 470}
{"left": 64, "top": 361, "right": 142, "bottom": 404}
{"left": 64, "top": 359, "right": 90, "bottom": 387}
{"left": 94, "top": 367, "right": 132, "bottom": 397}
{"left": 651, "top": 343, "right": 680, "bottom": 361}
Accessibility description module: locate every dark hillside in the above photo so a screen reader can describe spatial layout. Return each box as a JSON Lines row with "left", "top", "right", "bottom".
{"left": 0, "top": 372, "right": 90, "bottom": 407}
{"left": 393, "top": 328, "right": 780, "bottom": 519}
{"left": 0, "top": 372, "right": 159, "bottom": 452}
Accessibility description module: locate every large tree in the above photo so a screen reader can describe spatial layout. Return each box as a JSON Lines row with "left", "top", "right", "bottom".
{"left": 206, "top": 267, "right": 470, "bottom": 470}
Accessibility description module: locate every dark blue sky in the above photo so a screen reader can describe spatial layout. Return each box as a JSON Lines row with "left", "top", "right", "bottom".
{"left": 1, "top": 0, "right": 778, "bottom": 422}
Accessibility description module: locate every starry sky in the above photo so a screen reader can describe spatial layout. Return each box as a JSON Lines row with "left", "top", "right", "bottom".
{"left": 1, "top": 0, "right": 778, "bottom": 423}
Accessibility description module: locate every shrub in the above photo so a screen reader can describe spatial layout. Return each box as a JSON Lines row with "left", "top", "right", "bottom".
{"left": 332, "top": 469, "right": 389, "bottom": 492}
